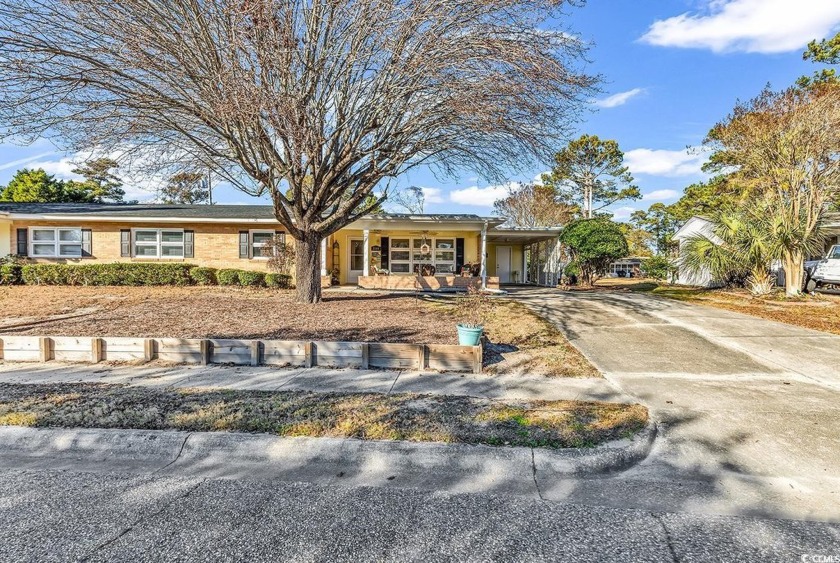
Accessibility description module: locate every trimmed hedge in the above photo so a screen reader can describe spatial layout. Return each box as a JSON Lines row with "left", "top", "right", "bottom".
{"left": 0, "top": 264, "right": 22, "bottom": 285}
{"left": 20, "top": 263, "right": 195, "bottom": 286}
{"left": 4, "top": 262, "right": 293, "bottom": 289}
{"left": 217, "top": 269, "right": 240, "bottom": 286}
{"left": 189, "top": 267, "right": 217, "bottom": 286}
{"left": 265, "top": 273, "right": 293, "bottom": 289}
{"left": 238, "top": 270, "right": 266, "bottom": 287}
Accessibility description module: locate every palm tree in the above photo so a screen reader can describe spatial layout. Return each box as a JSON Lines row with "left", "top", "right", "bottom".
{"left": 680, "top": 200, "right": 827, "bottom": 296}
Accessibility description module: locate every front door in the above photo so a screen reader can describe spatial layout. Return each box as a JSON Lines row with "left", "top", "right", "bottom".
{"left": 348, "top": 238, "right": 365, "bottom": 283}
{"left": 496, "top": 246, "right": 512, "bottom": 284}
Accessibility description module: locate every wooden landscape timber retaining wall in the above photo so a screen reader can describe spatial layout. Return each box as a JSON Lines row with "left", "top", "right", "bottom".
{"left": 0, "top": 335, "right": 482, "bottom": 373}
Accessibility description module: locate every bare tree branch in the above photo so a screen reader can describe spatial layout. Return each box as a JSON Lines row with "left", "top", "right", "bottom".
{"left": 0, "top": 0, "right": 596, "bottom": 301}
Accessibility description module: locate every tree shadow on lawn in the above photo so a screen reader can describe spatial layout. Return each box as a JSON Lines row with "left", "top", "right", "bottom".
{"left": 243, "top": 326, "right": 437, "bottom": 344}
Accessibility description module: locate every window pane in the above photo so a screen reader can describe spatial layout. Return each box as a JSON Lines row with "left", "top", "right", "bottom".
{"left": 135, "top": 231, "right": 158, "bottom": 243}
{"left": 390, "top": 263, "right": 411, "bottom": 273}
{"left": 391, "top": 251, "right": 410, "bottom": 261}
{"left": 32, "top": 243, "right": 56, "bottom": 256}
{"left": 253, "top": 245, "right": 273, "bottom": 258}
{"left": 134, "top": 245, "right": 158, "bottom": 257}
{"left": 161, "top": 245, "right": 184, "bottom": 257}
{"left": 350, "top": 239, "right": 364, "bottom": 254}
{"left": 59, "top": 229, "right": 82, "bottom": 242}
{"left": 436, "top": 239, "right": 454, "bottom": 249}
{"left": 161, "top": 231, "right": 183, "bottom": 243}
{"left": 350, "top": 255, "right": 364, "bottom": 270}
{"left": 391, "top": 239, "right": 409, "bottom": 249}
{"left": 435, "top": 251, "right": 454, "bottom": 262}
{"left": 252, "top": 232, "right": 273, "bottom": 245}
{"left": 59, "top": 244, "right": 82, "bottom": 257}
{"left": 32, "top": 230, "right": 55, "bottom": 241}
{"left": 437, "top": 263, "right": 456, "bottom": 274}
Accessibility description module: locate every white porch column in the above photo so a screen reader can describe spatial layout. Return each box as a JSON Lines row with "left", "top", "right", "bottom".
{"left": 320, "top": 238, "right": 327, "bottom": 277}
{"left": 363, "top": 229, "right": 370, "bottom": 276}
{"left": 480, "top": 221, "right": 488, "bottom": 290}
{"left": 522, "top": 245, "right": 527, "bottom": 285}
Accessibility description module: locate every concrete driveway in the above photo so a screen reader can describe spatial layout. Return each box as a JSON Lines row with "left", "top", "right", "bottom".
{"left": 513, "top": 288, "right": 840, "bottom": 521}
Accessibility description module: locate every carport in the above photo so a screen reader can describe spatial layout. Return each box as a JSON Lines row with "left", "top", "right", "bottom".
{"left": 485, "top": 227, "right": 563, "bottom": 286}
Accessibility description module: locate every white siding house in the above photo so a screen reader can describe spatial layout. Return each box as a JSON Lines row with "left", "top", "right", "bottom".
{"left": 672, "top": 213, "right": 840, "bottom": 288}
{"left": 671, "top": 216, "right": 718, "bottom": 287}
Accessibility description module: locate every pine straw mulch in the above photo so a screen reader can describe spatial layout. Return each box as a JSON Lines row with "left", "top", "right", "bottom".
{"left": 0, "top": 382, "right": 647, "bottom": 449}
{"left": 0, "top": 286, "right": 456, "bottom": 343}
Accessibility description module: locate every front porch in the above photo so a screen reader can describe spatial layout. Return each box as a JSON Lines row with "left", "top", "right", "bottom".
{"left": 318, "top": 214, "right": 562, "bottom": 291}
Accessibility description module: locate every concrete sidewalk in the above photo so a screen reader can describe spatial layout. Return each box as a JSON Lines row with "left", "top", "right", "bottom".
{"left": 0, "top": 362, "right": 632, "bottom": 403}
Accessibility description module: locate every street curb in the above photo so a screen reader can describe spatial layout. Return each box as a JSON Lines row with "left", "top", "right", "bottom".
{"left": 535, "top": 422, "right": 657, "bottom": 478}
{"left": 0, "top": 424, "right": 657, "bottom": 495}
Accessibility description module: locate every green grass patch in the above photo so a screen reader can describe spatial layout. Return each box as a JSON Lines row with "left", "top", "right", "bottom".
{"left": 0, "top": 383, "right": 647, "bottom": 449}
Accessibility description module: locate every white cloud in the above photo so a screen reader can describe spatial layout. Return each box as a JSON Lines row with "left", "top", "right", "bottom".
{"left": 26, "top": 150, "right": 157, "bottom": 201}
{"left": 0, "top": 152, "right": 56, "bottom": 172}
{"left": 420, "top": 187, "right": 444, "bottom": 204}
{"left": 611, "top": 206, "right": 637, "bottom": 221}
{"left": 624, "top": 148, "right": 707, "bottom": 177}
{"left": 640, "top": 0, "right": 840, "bottom": 54}
{"left": 642, "top": 189, "right": 679, "bottom": 201}
{"left": 26, "top": 156, "right": 82, "bottom": 180}
{"left": 594, "top": 88, "right": 645, "bottom": 109}
{"left": 450, "top": 183, "right": 518, "bottom": 207}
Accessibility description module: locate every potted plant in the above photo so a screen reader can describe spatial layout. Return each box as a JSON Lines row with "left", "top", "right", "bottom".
{"left": 455, "top": 285, "right": 491, "bottom": 346}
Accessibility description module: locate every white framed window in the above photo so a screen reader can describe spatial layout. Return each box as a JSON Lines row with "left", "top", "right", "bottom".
{"left": 132, "top": 228, "right": 184, "bottom": 258}
{"left": 30, "top": 227, "right": 83, "bottom": 258}
{"left": 388, "top": 237, "right": 458, "bottom": 274}
{"left": 434, "top": 238, "right": 456, "bottom": 274}
{"left": 389, "top": 238, "right": 411, "bottom": 273}
{"left": 250, "top": 230, "right": 278, "bottom": 259}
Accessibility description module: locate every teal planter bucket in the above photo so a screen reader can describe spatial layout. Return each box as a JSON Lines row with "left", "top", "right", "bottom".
{"left": 456, "top": 324, "right": 484, "bottom": 346}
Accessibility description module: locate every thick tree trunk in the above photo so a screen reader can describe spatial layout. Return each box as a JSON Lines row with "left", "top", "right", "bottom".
{"left": 783, "top": 251, "right": 804, "bottom": 297}
{"left": 295, "top": 232, "right": 323, "bottom": 304}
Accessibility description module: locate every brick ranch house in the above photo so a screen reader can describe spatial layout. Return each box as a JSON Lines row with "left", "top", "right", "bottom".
{"left": 0, "top": 203, "right": 563, "bottom": 290}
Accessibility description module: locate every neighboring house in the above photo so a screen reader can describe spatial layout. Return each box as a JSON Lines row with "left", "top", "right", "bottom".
{"left": 606, "top": 257, "right": 644, "bottom": 278}
{"left": 0, "top": 203, "right": 563, "bottom": 290}
{"left": 671, "top": 214, "right": 840, "bottom": 287}
{"left": 671, "top": 216, "right": 718, "bottom": 287}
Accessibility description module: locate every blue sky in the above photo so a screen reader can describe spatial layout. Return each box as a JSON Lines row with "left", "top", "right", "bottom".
{"left": 1, "top": 0, "right": 839, "bottom": 220}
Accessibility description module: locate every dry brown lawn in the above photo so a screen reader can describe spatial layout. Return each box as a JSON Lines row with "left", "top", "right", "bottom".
{"left": 423, "top": 296, "right": 599, "bottom": 378}
{"left": 591, "top": 278, "right": 840, "bottom": 335}
{"left": 651, "top": 286, "right": 840, "bottom": 335}
{"left": 0, "top": 382, "right": 646, "bottom": 448}
{"left": 0, "top": 286, "right": 455, "bottom": 343}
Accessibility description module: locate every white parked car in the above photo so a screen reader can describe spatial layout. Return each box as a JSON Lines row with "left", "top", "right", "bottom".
{"left": 807, "top": 245, "right": 840, "bottom": 292}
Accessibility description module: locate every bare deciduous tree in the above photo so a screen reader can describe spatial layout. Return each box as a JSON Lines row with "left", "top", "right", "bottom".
{"left": 0, "top": 0, "right": 596, "bottom": 302}
{"left": 390, "top": 186, "right": 425, "bottom": 214}
{"left": 493, "top": 183, "right": 575, "bottom": 227}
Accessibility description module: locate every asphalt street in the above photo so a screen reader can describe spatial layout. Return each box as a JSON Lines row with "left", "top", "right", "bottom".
{"left": 1, "top": 469, "right": 838, "bottom": 562}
